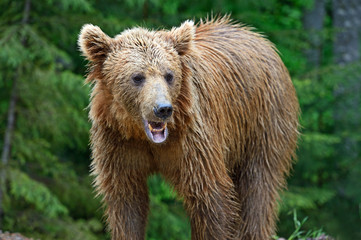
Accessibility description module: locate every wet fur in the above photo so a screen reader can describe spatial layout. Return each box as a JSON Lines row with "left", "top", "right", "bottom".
{"left": 78, "top": 16, "right": 299, "bottom": 240}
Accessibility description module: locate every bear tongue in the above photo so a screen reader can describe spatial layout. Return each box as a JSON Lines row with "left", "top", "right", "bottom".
{"left": 144, "top": 120, "right": 168, "bottom": 144}
{"left": 152, "top": 130, "right": 165, "bottom": 142}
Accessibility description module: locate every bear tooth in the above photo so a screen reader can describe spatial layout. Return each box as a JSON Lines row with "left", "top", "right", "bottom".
{"left": 149, "top": 123, "right": 167, "bottom": 133}
{"left": 149, "top": 124, "right": 161, "bottom": 133}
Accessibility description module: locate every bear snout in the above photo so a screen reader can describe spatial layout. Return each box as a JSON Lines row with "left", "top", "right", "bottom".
{"left": 153, "top": 102, "right": 173, "bottom": 120}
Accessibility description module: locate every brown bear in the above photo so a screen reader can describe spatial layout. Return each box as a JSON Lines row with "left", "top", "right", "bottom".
{"left": 78, "top": 16, "right": 299, "bottom": 240}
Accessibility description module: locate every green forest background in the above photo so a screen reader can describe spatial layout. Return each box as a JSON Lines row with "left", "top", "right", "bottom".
{"left": 0, "top": 0, "right": 360, "bottom": 239}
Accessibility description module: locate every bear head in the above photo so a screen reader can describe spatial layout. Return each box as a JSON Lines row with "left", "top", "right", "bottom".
{"left": 78, "top": 21, "right": 195, "bottom": 144}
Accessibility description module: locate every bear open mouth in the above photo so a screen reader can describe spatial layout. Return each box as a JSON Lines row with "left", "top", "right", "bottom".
{"left": 144, "top": 120, "right": 168, "bottom": 144}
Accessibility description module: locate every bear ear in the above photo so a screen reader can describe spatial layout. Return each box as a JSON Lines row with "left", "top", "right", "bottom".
{"left": 168, "top": 20, "right": 195, "bottom": 56}
{"left": 78, "top": 24, "right": 113, "bottom": 63}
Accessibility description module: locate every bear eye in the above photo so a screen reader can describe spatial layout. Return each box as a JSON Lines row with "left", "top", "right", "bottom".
{"left": 132, "top": 74, "right": 145, "bottom": 86}
{"left": 165, "top": 72, "right": 174, "bottom": 84}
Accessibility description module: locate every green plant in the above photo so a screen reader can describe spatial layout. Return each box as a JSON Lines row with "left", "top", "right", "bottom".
{"left": 274, "top": 209, "right": 326, "bottom": 240}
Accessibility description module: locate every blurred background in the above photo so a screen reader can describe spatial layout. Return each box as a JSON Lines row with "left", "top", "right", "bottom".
{"left": 0, "top": 0, "right": 360, "bottom": 239}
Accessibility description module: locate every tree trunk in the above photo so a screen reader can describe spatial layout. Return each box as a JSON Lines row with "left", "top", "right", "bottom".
{"left": 332, "top": 0, "right": 361, "bottom": 163}
{"left": 0, "top": 0, "right": 31, "bottom": 226}
{"left": 333, "top": 0, "right": 361, "bottom": 65}
{"left": 0, "top": 75, "right": 18, "bottom": 226}
{"left": 142, "top": 0, "right": 149, "bottom": 19}
{"left": 303, "top": 0, "right": 326, "bottom": 68}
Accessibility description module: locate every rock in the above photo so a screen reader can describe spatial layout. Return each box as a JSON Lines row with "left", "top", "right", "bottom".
{"left": 0, "top": 231, "right": 33, "bottom": 240}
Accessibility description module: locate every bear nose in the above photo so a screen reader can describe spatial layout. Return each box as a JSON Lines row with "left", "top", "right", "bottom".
{"left": 154, "top": 103, "right": 173, "bottom": 120}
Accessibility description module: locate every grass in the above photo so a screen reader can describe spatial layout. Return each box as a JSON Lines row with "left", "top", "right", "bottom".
{"left": 273, "top": 209, "right": 327, "bottom": 240}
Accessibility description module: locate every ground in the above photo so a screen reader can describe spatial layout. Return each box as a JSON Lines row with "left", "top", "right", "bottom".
{"left": 0, "top": 230, "right": 334, "bottom": 240}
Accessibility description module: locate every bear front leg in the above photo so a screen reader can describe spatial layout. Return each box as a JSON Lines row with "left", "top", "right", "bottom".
{"left": 103, "top": 170, "right": 149, "bottom": 240}
{"left": 91, "top": 130, "right": 152, "bottom": 240}
{"left": 185, "top": 191, "right": 238, "bottom": 240}
{"left": 169, "top": 151, "right": 240, "bottom": 240}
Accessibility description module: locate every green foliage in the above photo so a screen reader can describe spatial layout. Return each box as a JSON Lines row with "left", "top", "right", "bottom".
{"left": 4, "top": 209, "right": 104, "bottom": 240}
{"left": 282, "top": 187, "right": 335, "bottom": 210}
{"left": 273, "top": 210, "right": 326, "bottom": 240}
{"left": 147, "top": 175, "right": 190, "bottom": 240}
{"left": 280, "top": 63, "right": 361, "bottom": 239}
{"left": 8, "top": 169, "right": 68, "bottom": 218}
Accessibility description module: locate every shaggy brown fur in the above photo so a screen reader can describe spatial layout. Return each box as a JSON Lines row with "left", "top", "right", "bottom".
{"left": 78, "top": 16, "right": 299, "bottom": 240}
